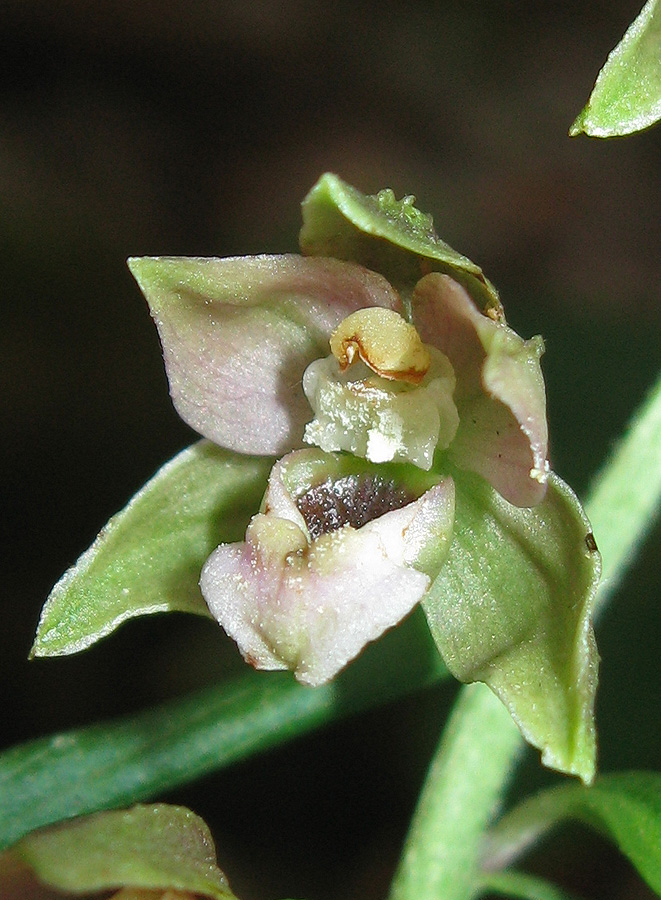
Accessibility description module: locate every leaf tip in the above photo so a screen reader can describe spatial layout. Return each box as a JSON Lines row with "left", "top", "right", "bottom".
{"left": 568, "top": 110, "right": 587, "bottom": 137}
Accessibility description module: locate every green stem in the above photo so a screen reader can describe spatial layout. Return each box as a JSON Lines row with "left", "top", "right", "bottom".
{"left": 585, "top": 372, "right": 661, "bottom": 616}
{"left": 389, "top": 368, "right": 661, "bottom": 900}
{"left": 388, "top": 683, "right": 522, "bottom": 900}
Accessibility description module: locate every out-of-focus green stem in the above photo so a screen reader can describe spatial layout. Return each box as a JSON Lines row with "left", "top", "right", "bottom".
{"left": 388, "top": 683, "right": 522, "bottom": 900}
{"left": 585, "top": 372, "right": 661, "bottom": 616}
{"left": 0, "top": 609, "right": 446, "bottom": 851}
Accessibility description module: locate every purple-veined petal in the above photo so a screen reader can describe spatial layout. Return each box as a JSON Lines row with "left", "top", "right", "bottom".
{"left": 412, "top": 273, "right": 548, "bottom": 506}
{"left": 128, "top": 255, "right": 402, "bottom": 455}
{"left": 200, "top": 452, "right": 455, "bottom": 686}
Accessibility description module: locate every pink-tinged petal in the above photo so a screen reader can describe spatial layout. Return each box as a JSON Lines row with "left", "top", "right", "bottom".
{"left": 412, "top": 274, "right": 548, "bottom": 506}
{"left": 200, "top": 453, "right": 455, "bottom": 686}
{"left": 128, "top": 255, "right": 402, "bottom": 455}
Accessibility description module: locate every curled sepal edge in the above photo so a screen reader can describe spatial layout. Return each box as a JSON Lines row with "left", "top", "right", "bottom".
{"left": 300, "top": 172, "right": 503, "bottom": 318}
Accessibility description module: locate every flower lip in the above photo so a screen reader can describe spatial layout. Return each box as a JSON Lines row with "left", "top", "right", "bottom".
{"left": 200, "top": 449, "right": 456, "bottom": 686}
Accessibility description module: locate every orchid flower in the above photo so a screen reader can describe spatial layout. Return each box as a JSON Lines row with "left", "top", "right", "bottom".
{"left": 146, "top": 258, "right": 544, "bottom": 689}
{"left": 126, "top": 192, "right": 549, "bottom": 690}
{"left": 33, "top": 174, "right": 600, "bottom": 781}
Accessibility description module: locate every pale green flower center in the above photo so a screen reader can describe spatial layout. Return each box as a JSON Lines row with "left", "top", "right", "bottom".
{"left": 302, "top": 308, "right": 459, "bottom": 470}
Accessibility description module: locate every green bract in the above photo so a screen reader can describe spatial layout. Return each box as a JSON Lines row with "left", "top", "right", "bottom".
{"left": 33, "top": 174, "right": 601, "bottom": 781}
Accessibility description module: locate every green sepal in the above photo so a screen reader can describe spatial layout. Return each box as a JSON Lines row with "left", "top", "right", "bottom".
{"left": 570, "top": 0, "right": 661, "bottom": 137}
{"left": 31, "top": 442, "right": 272, "bottom": 657}
{"left": 300, "top": 172, "right": 503, "bottom": 318}
{"left": 12, "top": 804, "right": 237, "bottom": 899}
{"left": 484, "top": 772, "right": 661, "bottom": 895}
{"left": 422, "top": 470, "right": 600, "bottom": 783}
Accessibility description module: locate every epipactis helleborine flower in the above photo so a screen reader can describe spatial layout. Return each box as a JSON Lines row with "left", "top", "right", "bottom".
{"left": 129, "top": 240, "right": 548, "bottom": 687}
{"left": 35, "top": 174, "right": 598, "bottom": 780}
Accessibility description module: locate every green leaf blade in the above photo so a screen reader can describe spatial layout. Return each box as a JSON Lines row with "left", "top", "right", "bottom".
{"left": 422, "top": 472, "right": 600, "bottom": 782}
{"left": 31, "top": 441, "right": 272, "bottom": 657}
{"left": 485, "top": 772, "right": 661, "bottom": 894}
{"left": 570, "top": 0, "right": 661, "bottom": 137}
{"left": 587, "top": 369, "right": 661, "bottom": 614}
{"left": 1, "top": 608, "right": 447, "bottom": 851}
{"left": 14, "top": 804, "right": 237, "bottom": 899}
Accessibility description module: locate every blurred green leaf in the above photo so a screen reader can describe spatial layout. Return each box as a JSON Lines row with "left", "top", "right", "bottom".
{"left": 422, "top": 472, "right": 600, "bottom": 783}
{"left": 2, "top": 608, "right": 447, "bottom": 850}
{"left": 477, "top": 870, "right": 582, "bottom": 900}
{"left": 300, "top": 172, "right": 502, "bottom": 316}
{"left": 570, "top": 0, "right": 661, "bottom": 137}
{"left": 484, "top": 772, "right": 661, "bottom": 894}
{"left": 13, "top": 804, "right": 236, "bottom": 899}
{"left": 31, "top": 442, "right": 271, "bottom": 657}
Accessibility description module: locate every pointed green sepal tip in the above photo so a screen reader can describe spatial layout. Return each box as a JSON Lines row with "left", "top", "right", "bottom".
{"left": 31, "top": 442, "right": 271, "bottom": 658}
{"left": 127, "top": 253, "right": 160, "bottom": 291}
{"left": 423, "top": 470, "right": 601, "bottom": 783}
{"left": 570, "top": 0, "right": 661, "bottom": 138}
{"left": 300, "top": 172, "right": 504, "bottom": 319}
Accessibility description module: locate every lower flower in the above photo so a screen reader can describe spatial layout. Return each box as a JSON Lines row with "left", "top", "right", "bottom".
{"left": 200, "top": 449, "right": 455, "bottom": 686}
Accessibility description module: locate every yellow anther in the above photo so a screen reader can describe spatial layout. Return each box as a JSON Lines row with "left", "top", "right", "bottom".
{"left": 330, "top": 308, "right": 431, "bottom": 385}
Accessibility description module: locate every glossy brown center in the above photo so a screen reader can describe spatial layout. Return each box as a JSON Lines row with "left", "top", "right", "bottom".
{"left": 295, "top": 474, "right": 416, "bottom": 540}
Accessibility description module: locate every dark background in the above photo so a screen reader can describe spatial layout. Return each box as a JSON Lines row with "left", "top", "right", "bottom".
{"left": 1, "top": 2, "right": 659, "bottom": 898}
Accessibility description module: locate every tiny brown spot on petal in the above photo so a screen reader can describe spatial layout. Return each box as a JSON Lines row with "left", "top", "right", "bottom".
{"left": 585, "top": 532, "right": 598, "bottom": 553}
